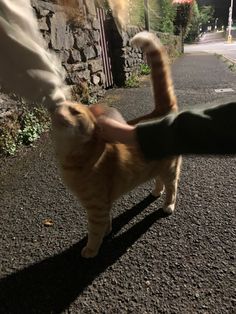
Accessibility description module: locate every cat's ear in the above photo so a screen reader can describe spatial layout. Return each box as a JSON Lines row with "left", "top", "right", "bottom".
{"left": 89, "top": 104, "right": 106, "bottom": 118}
{"left": 89, "top": 104, "right": 127, "bottom": 124}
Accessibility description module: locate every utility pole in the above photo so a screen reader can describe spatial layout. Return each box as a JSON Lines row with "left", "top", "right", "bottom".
{"left": 228, "top": 0, "right": 234, "bottom": 43}
{"left": 144, "top": 0, "right": 149, "bottom": 31}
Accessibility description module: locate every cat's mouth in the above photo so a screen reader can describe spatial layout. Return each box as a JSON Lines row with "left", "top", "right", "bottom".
{"left": 52, "top": 114, "right": 95, "bottom": 143}
{"left": 53, "top": 115, "right": 71, "bottom": 128}
{"left": 51, "top": 102, "right": 96, "bottom": 143}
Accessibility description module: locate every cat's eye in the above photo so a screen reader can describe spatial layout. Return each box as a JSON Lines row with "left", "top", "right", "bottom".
{"left": 69, "top": 107, "right": 80, "bottom": 116}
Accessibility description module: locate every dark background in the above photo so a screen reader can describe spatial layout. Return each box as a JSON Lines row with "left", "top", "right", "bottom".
{"left": 197, "top": 0, "right": 235, "bottom": 27}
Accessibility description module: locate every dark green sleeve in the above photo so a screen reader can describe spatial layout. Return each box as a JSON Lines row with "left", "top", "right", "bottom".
{"left": 136, "top": 102, "right": 236, "bottom": 159}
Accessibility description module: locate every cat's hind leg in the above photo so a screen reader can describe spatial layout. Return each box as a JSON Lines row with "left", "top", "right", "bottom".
{"left": 152, "top": 176, "right": 164, "bottom": 198}
{"left": 161, "top": 157, "right": 181, "bottom": 214}
{"left": 81, "top": 206, "right": 111, "bottom": 258}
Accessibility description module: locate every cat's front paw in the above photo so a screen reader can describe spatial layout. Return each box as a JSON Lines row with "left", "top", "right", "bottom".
{"left": 163, "top": 204, "right": 175, "bottom": 215}
{"left": 81, "top": 246, "right": 98, "bottom": 258}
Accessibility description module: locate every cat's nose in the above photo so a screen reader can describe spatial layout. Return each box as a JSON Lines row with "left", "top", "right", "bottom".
{"left": 52, "top": 107, "right": 69, "bottom": 127}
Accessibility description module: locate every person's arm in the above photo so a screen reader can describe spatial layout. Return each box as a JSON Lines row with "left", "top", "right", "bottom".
{"left": 136, "top": 102, "right": 236, "bottom": 159}
{"left": 95, "top": 102, "right": 236, "bottom": 159}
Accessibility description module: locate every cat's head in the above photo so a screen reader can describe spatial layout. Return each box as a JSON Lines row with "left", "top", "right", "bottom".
{"left": 51, "top": 101, "right": 96, "bottom": 144}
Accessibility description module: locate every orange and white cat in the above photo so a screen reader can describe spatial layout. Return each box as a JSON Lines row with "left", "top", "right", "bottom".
{"left": 51, "top": 32, "right": 181, "bottom": 258}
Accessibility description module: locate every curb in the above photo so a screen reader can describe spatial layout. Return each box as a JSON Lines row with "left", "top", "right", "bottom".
{"left": 222, "top": 55, "right": 236, "bottom": 64}
{"left": 216, "top": 54, "right": 236, "bottom": 68}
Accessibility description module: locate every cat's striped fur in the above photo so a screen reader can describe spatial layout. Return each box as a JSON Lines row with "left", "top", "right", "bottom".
{"left": 129, "top": 31, "right": 178, "bottom": 124}
{"left": 51, "top": 32, "right": 181, "bottom": 258}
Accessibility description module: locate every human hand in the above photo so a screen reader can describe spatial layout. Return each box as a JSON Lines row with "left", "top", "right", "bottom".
{"left": 96, "top": 115, "right": 136, "bottom": 145}
{"left": 89, "top": 104, "right": 136, "bottom": 144}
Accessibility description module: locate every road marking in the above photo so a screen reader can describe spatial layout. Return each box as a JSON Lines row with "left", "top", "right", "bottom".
{"left": 214, "top": 88, "right": 234, "bottom": 93}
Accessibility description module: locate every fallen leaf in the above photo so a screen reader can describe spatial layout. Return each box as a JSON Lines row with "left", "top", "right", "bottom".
{"left": 43, "top": 219, "right": 54, "bottom": 226}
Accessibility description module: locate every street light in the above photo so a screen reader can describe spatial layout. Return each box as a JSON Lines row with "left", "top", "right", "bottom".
{"left": 228, "top": 0, "right": 234, "bottom": 43}
{"left": 215, "top": 18, "right": 218, "bottom": 30}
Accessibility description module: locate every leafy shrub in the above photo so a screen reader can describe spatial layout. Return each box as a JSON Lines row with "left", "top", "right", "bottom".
{"left": 0, "top": 131, "right": 17, "bottom": 156}
{"left": 159, "top": 0, "right": 177, "bottom": 34}
{"left": 0, "top": 106, "right": 50, "bottom": 156}
{"left": 18, "top": 108, "right": 49, "bottom": 145}
{"left": 140, "top": 63, "right": 151, "bottom": 75}
{"left": 125, "top": 74, "right": 140, "bottom": 88}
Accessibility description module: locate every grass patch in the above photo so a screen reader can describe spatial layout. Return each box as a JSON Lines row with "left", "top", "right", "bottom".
{"left": 216, "top": 54, "right": 236, "bottom": 72}
{"left": 228, "top": 62, "right": 236, "bottom": 71}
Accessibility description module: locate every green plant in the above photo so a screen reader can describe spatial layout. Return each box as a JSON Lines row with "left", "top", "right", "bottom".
{"left": 148, "top": 0, "right": 161, "bottom": 31}
{"left": 185, "top": 4, "right": 214, "bottom": 43}
{"left": 215, "top": 54, "right": 236, "bottom": 72}
{"left": 174, "top": 1, "right": 193, "bottom": 37}
{"left": 140, "top": 63, "right": 151, "bottom": 75}
{"left": 159, "top": 0, "right": 177, "bottom": 34}
{"left": 228, "top": 63, "right": 236, "bottom": 72}
{"left": 0, "top": 106, "right": 50, "bottom": 156}
{"left": 125, "top": 74, "right": 140, "bottom": 88}
{"left": 18, "top": 108, "right": 49, "bottom": 145}
{"left": 198, "top": 5, "right": 214, "bottom": 32}
{"left": 88, "top": 95, "right": 98, "bottom": 105}
{"left": 0, "top": 131, "right": 17, "bottom": 156}
{"left": 128, "top": 0, "right": 145, "bottom": 28}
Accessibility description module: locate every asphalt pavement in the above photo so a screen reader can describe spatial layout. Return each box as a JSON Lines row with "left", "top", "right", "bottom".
{"left": 185, "top": 31, "right": 236, "bottom": 63}
{"left": 0, "top": 53, "right": 236, "bottom": 313}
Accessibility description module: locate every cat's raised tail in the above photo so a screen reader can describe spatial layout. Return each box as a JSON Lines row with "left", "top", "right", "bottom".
{"left": 130, "top": 31, "right": 178, "bottom": 123}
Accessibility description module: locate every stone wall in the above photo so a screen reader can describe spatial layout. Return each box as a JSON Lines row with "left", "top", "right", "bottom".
{"left": 157, "top": 31, "right": 183, "bottom": 58}
{"left": 32, "top": 1, "right": 182, "bottom": 91}
{"left": 107, "top": 19, "right": 143, "bottom": 86}
{"left": 31, "top": 0, "right": 105, "bottom": 103}
{"left": 108, "top": 21, "right": 182, "bottom": 86}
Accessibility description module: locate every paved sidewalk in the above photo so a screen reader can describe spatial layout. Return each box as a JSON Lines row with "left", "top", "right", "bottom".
{"left": 0, "top": 53, "right": 236, "bottom": 313}
{"left": 185, "top": 31, "right": 236, "bottom": 63}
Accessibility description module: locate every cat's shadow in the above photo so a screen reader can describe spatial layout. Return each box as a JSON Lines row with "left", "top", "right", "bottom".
{"left": 0, "top": 195, "right": 169, "bottom": 313}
